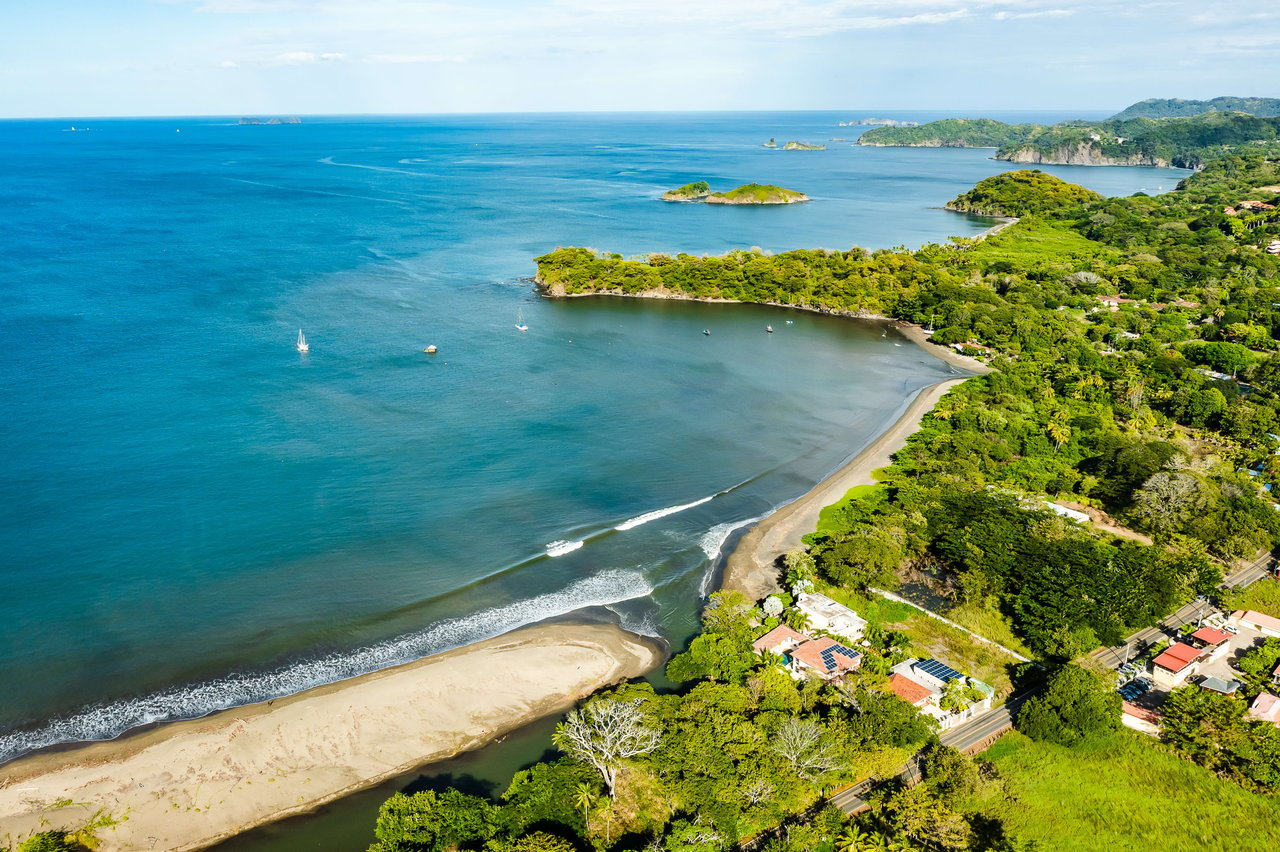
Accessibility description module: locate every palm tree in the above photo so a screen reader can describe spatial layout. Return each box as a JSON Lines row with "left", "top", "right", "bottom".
{"left": 573, "top": 783, "right": 595, "bottom": 830}
{"left": 835, "top": 826, "right": 872, "bottom": 852}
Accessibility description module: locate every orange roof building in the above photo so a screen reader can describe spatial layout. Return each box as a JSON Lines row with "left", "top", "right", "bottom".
{"left": 752, "top": 624, "right": 808, "bottom": 656}
{"left": 789, "top": 637, "right": 861, "bottom": 680}
{"left": 1249, "top": 693, "right": 1280, "bottom": 726}
{"left": 886, "top": 673, "right": 933, "bottom": 706}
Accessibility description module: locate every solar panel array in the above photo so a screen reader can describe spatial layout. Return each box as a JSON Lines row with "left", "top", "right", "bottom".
{"left": 917, "top": 658, "right": 963, "bottom": 683}
{"left": 820, "top": 643, "right": 860, "bottom": 671}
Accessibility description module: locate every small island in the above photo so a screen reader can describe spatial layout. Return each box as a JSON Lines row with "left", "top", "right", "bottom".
{"left": 239, "top": 116, "right": 303, "bottom": 125}
{"left": 762, "top": 138, "right": 825, "bottom": 150}
{"left": 662, "top": 182, "right": 809, "bottom": 205}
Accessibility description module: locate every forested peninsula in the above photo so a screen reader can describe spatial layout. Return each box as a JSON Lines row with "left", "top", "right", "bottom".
{"left": 858, "top": 111, "right": 1280, "bottom": 169}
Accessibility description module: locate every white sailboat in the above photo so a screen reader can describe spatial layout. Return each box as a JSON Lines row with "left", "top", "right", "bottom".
{"left": 296, "top": 329, "right": 309, "bottom": 353}
{"left": 515, "top": 309, "right": 528, "bottom": 332}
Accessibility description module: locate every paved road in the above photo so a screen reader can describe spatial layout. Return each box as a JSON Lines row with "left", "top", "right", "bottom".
{"left": 1223, "top": 550, "right": 1274, "bottom": 589}
{"left": 1094, "top": 550, "right": 1274, "bottom": 669}
{"left": 825, "top": 551, "right": 1276, "bottom": 818}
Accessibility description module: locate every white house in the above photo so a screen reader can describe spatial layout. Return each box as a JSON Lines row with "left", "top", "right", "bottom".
{"left": 795, "top": 592, "right": 868, "bottom": 642}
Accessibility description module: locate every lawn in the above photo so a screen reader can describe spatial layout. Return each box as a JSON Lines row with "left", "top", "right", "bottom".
{"left": 1223, "top": 577, "right": 1280, "bottom": 619}
{"left": 968, "top": 731, "right": 1280, "bottom": 851}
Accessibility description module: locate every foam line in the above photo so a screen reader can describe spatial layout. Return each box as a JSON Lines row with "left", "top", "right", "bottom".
{"left": 615, "top": 495, "right": 715, "bottom": 531}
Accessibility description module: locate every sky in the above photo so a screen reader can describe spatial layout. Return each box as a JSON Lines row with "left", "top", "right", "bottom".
{"left": 2, "top": 0, "right": 1278, "bottom": 118}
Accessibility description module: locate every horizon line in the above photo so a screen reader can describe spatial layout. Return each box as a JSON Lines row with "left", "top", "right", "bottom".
{"left": 0, "top": 106, "right": 1124, "bottom": 122}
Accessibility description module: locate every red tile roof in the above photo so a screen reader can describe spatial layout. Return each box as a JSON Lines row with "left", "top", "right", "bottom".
{"left": 1122, "top": 701, "right": 1161, "bottom": 724}
{"left": 1153, "top": 642, "right": 1200, "bottom": 673}
{"left": 886, "top": 673, "right": 933, "bottom": 706}
{"left": 789, "top": 637, "right": 861, "bottom": 676}
{"left": 1191, "top": 627, "right": 1232, "bottom": 647}
{"left": 752, "top": 624, "right": 808, "bottom": 654}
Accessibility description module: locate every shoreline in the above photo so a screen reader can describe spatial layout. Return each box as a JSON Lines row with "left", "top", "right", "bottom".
{"left": 719, "top": 376, "right": 972, "bottom": 601}
{"left": 0, "top": 623, "right": 662, "bottom": 852}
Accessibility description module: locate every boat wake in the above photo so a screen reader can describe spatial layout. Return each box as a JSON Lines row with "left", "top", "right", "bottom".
{"left": 0, "top": 569, "right": 653, "bottom": 766}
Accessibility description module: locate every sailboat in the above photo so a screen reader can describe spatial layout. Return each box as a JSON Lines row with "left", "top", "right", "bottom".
{"left": 296, "top": 329, "right": 309, "bottom": 353}
{"left": 515, "top": 309, "right": 528, "bottom": 332}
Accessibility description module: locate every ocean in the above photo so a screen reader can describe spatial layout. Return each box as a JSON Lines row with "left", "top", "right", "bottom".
{"left": 0, "top": 111, "right": 1186, "bottom": 767}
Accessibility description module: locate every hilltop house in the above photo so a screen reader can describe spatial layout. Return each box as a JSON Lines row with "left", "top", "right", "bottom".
{"left": 752, "top": 623, "right": 862, "bottom": 682}
{"left": 753, "top": 624, "right": 808, "bottom": 657}
{"left": 886, "top": 658, "right": 994, "bottom": 731}
{"left": 794, "top": 592, "right": 868, "bottom": 642}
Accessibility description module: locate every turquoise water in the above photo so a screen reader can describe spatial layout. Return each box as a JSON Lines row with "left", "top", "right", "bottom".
{"left": 0, "top": 112, "right": 1186, "bottom": 763}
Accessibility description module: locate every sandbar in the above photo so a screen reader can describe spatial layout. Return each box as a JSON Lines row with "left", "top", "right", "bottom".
{"left": 0, "top": 623, "right": 661, "bottom": 851}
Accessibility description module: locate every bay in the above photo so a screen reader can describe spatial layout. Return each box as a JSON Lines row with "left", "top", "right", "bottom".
{"left": 0, "top": 111, "right": 1185, "bottom": 763}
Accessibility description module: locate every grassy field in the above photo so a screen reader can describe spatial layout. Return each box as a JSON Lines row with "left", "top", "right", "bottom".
{"left": 970, "top": 731, "right": 1280, "bottom": 851}
{"left": 819, "top": 585, "right": 1019, "bottom": 696}
{"left": 813, "top": 484, "right": 883, "bottom": 536}
{"left": 1223, "top": 577, "right": 1280, "bottom": 618}
{"left": 967, "top": 219, "right": 1116, "bottom": 266}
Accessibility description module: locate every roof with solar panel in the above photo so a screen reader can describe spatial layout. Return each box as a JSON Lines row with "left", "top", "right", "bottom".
{"left": 789, "top": 637, "right": 862, "bottom": 676}
{"left": 915, "top": 659, "right": 963, "bottom": 683}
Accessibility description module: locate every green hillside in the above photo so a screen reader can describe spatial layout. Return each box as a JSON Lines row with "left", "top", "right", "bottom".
{"left": 1109, "top": 96, "right": 1280, "bottom": 121}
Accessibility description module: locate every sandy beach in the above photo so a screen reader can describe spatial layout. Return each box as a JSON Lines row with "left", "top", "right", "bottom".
{"left": 720, "top": 374, "right": 978, "bottom": 601}
{"left": 0, "top": 623, "right": 661, "bottom": 852}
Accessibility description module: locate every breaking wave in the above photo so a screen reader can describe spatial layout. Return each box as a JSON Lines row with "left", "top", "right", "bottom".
{"left": 615, "top": 495, "right": 715, "bottom": 531}
{"left": 545, "top": 539, "right": 585, "bottom": 557}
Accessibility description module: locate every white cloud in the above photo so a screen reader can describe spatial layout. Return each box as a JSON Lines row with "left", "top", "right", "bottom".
{"left": 269, "top": 50, "right": 346, "bottom": 65}
{"left": 219, "top": 59, "right": 239, "bottom": 68}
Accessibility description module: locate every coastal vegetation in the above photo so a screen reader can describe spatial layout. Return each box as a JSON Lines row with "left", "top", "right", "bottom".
{"left": 538, "top": 157, "right": 1280, "bottom": 658}
{"left": 1107, "top": 96, "right": 1280, "bottom": 121}
{"left": 661, "top": 181, "right": 710, "bottom": 201}
{"left": 859, "top": 112, "right": 1280, "bottom": 168}
{"left": 659, "top": 183, "right": 809, "bottom": 205}
{"left": 858, "top": 118, "right": 1043, "bottom": 150}
{"left": 945, "top": 171, "right": 1102, "bottom": 217}
{"left": 779, "top": 141, "right": 825, "bottom": 151}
